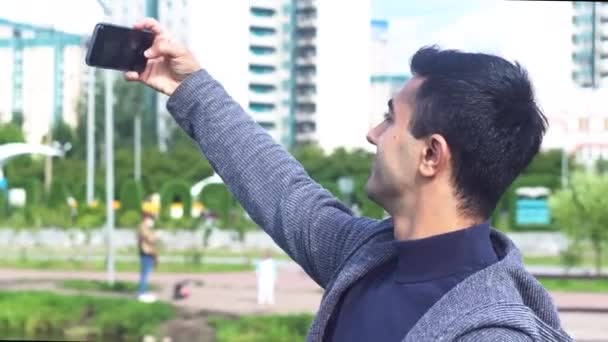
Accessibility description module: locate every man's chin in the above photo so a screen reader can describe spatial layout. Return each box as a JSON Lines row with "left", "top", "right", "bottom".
{"left": 364, "top": 179, "right": 379, "bottom": 204}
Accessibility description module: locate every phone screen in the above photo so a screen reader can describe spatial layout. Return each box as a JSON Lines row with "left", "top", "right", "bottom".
{"left": 86, "top": 23, "right": 155, "bottom": 72}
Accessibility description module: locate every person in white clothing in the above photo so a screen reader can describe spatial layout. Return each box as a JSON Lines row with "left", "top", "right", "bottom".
{"left": 256, "top": 249, "right": 277, "bottom": 306}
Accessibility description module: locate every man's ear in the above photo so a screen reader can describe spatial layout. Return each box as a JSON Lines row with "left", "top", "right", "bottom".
{"left": 419, "top": 134, "right": 450, "bottom": 177}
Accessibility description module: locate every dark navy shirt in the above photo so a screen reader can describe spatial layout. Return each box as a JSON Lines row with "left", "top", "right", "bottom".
{"left": 325, "top": 222, "right": 499, "bottom": 342}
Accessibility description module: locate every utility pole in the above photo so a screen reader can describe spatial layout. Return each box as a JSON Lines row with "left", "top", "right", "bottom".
{"left": 86, "top": 66, "right": 95, "bottom": 204}
{"left": 96, "top": 0, "right": 115, "bottom": 286}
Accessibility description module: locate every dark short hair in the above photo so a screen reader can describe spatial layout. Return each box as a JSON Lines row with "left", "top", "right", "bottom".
{"left": 409, "top": 46, "right": 547, "bottom": 219}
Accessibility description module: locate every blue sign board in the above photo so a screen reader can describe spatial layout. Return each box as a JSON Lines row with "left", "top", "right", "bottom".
{"left": 516, "top": 198, "right": 550, "bottom": 225}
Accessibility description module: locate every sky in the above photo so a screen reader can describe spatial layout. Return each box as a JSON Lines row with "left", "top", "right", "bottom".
{"left": 2, "top": 0, "right": 575, "bottom": 111}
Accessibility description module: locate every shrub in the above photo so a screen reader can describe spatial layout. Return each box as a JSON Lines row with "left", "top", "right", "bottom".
{"left": 200, "top": 183, "right": 234, "bottom": 226}
{"left": 160, "top": 180, "right": 191, "bottom": 220}
{"left": 0, "top": 291, "right": 174, "bottom": 341}
{"left": 209, "top": 314, "right": 314, "bottom": 342}
{"left": 118, "top": 210, "right": 141, "bottom": 228}
{"left": 36, "top": 206, "right": 72, "bottom": 229}
{"left": 119, "top": 180, "right": 143, "bottom": 214}
{"left": 5, "top": 210, "right": 28, "bottom": 229}
{"left": 47, "top": 180, "right": 70, "bottom": 209}
{"left": 0, "top": 191, "right": 8, "bottom": 220}
{"left": 76, "top": 214, "right": 104, "bottom": 230}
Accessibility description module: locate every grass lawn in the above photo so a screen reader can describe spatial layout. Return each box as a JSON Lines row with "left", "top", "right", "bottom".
{"left": 0, "top": 290, "right": 174, "bottom": 341}
{"left": 0, "top": 259, "right": 252, "bottom": 273}
{"left": 537, "top": 278, "right": 608, "bottom": 293}
{"left": 524, "top": 253, "right": 608, "bottom": 269}
{"left": 60, "top": 279, "right": 159, "bottom": 293}
{"left": 208, "top": 313, "right": 314, "bottom": 342}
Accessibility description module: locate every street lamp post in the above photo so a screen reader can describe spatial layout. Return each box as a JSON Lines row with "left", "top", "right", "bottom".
{"left": 86, "top": 66, "right": 95, "bottom": 204}
{"left": 337, "top": 176, "right": 355, "bottom": 208}
{"left": 104, "top": 68, "right": 115, "bottom": 286}
{"left": 96, "top": 0, "right": 115, "bottom": 286}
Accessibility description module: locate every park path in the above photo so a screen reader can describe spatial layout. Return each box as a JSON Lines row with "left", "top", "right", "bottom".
{"left": 0, "top": 265, "right": 607, "bottom": 341}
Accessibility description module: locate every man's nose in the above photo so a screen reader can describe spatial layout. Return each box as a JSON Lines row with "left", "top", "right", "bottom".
{"left": 366, "top": 127, "right": 377, "bottom": 146}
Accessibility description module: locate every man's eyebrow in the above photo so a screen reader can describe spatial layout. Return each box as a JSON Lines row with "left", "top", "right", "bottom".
{"left": 388, "top": 99, "right": 394, "bottom": 113}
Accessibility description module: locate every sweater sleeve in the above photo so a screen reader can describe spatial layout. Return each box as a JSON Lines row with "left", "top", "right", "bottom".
{"left": 166, "top": 69, "right": 381, "bottom": 287}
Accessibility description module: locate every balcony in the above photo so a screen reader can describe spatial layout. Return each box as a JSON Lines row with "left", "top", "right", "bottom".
{"left": 297, "top": 92, "right": 315, "bottom": 103}
{"left": 296, "top": 55, "right": 315, "bottom": 66}
{"left": 296, "top": 131, "right": 316, "bottom": 142}
{"left": 250, "top": 0, "right": 279, "bottom": 11}
{"left": 250, "top": 33, "right": 277, "bottom": 48}
{"left": 296, "top": 112, "right": 315, "bottom": 123}
{"left": 297, "top": 15, "right": 316, "bottom": 28}
{"left": 296, "top": 0, "right": 315, "bottom": 10}
{"left": 250, "top": 53, "right": 279, "bottom": 66}
{"left": 250, "top": 15, "right": 279, "bottom": 30}
{"left": 249, "top": 91, "right": 278, "bottom": 104}
{"left": 251, "top": 111, "right": 278, "bottom": 125}
{"left": 250, "top": 72, "right": 277, "bottom": 85}
{"left": 296, "top": 36, "right": 316, "bottom": 47}
{"left": 296, "top": 73, "right": 315, "bottom": 84}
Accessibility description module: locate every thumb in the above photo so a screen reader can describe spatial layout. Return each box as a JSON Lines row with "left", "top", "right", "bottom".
{"left": 144, "top": 39, "right": 185, "bottom": 59}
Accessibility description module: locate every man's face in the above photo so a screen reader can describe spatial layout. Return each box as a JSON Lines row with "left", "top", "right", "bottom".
{"left": 365, "top": 77, "right": 426, "bottom": 210}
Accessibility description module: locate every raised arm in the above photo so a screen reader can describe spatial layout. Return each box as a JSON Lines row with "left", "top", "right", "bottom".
{"left": 124, "top": 18, "right": 383, "bottom": 287}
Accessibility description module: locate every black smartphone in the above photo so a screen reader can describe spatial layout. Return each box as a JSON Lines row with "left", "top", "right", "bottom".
{"left": 85, "top": 23, "right": 155, "bottom": 72}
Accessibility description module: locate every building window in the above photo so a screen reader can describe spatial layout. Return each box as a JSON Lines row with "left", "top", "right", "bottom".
{"left": 249, "top": 102, "right": 275, "bottom": 112}
{"left": 249, "top": 84, "right": 276, "bottom": 93}
{"left": 259, "top": 122, "right": 276, "bottom": 130}
{"left": 250, "top": 26, "right": 276, "bottom": 36}
{"left": 251, "top": 7, "right": 276, "bottom": 17}
{"left": 579, "top": 117, "right": 590, "bottom": 131}
{"left": 250, "top": 46, "right": 276, "bottom": 55}
{"left": 249, "top": 64, "right": 275, "bottom": 74}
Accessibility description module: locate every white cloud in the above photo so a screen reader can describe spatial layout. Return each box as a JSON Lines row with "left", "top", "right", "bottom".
{"left": 384, "top": 1, "right": 574, "bottom": 111}
{"left": 4, "top": 0, "right": 103, "bottom": 35}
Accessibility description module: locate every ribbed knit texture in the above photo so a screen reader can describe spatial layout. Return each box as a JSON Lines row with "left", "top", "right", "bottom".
{"left": 167, "top": 69, "right": 573, "bottom": 342}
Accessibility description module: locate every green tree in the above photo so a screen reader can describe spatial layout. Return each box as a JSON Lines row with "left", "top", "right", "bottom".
{"left": 51, "top": 120, "right": 76, "bottom": 147}
{"left": 11, "top": 111, "right": 23, "bottom": 128}
{"left": 550, "top": 172, "right": 608, "bottom": 274}
{"left": 75, "top": 70, "right": 105, "bottom": 160}
{"left": 119, "top": 180, "right": 144, "bottom": 213}
{"left": 160, "top": 180, "right": 192, "bottom": 221}
{"left": 200, "top": 183, "right": 235, "bottom": 227}
{"left": 74, "top": 71, "right": 156, "bottom": 160}
{"left": 596, "top": 158, "right": 608, "bottom": 174}
{"left": 0, "top": 122, "right": 25, "bottom": 144}
{"left": 113, "top": 78, "right": 151, "bottom": 147}
{"left": 524, "top": 149, "right": 566, "bottom": 175}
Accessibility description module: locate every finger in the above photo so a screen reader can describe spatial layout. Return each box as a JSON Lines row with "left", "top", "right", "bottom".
{"left": 145, "top": 39, "right": 184, "bottom": 59}
{"left": 133, "top": 17, "right": 163, "bottom": 35}
{"left": 124, "top": 71, "right": 140, "bottom": 81}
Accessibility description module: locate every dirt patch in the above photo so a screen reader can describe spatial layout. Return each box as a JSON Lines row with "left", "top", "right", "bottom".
{"left": 158, "top": 307, "right": 236, "bottom": 342}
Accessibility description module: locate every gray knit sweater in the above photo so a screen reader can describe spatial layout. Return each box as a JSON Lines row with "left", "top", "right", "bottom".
{"left": 166, "top": 70, "right": 573, "bottom": 341}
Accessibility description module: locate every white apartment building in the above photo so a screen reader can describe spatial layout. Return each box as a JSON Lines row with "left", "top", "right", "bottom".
{"left": 102, "top": 0, "right": 190, "bottom": 151}
{"left": 571, "top": 1, "right": 608, "bottom": 88}
{"left": 189, "top": 0, "right": 373, "bottom": 152}
{"left": 0, "top": 18, "right": 85, "bottom": 144}
{"left": 367, "top": 19, "right": 409, "bottom": 152}
{"left": 543, "top": 87, "right": 608, "bottom": 170}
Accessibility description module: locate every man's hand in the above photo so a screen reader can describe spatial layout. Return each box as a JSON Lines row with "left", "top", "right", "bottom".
{"left": 124, "top": 18, "right": 201, "bottom": 96}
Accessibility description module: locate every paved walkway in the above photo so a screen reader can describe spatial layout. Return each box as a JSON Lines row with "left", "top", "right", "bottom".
{"left": 0, "top": 267, "right": 607, "bottom": 341}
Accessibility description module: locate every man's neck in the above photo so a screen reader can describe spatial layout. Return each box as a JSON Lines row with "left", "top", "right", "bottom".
{"left": 391, "top": 194, "right": 482, "bottom": 241}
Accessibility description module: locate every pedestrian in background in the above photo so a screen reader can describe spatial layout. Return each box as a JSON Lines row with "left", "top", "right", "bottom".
{"left": 256, "top": 249, "right": 277, "bottom": 306}
{"left": 138, "top": 212, "right": 158, "bottom": 303}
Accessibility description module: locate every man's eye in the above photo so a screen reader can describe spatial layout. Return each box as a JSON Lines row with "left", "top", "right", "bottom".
{"left": 383, "top": 112, "right": 392, "bottom": 121}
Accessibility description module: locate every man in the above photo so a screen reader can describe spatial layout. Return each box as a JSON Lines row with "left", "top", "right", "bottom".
{"left": 256, "top": 249, "right": 278, "bottom": 306}
{"left": 126, "top": 18, "right": 572, "bottom": 341}
{"left": 137, "top": 212, "right": 158, "bottom": 303}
